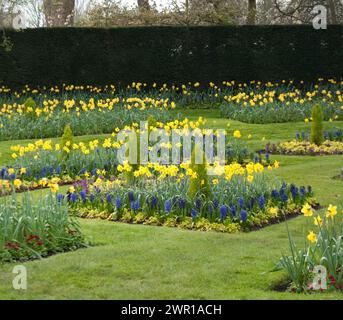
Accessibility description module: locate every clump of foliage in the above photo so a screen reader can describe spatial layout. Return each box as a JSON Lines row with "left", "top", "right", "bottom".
{"left": 24, "top": 97, "right": 36, "bottom": 109}
{"left": 0, "top": 192, "right": 86, "bottom": 262}
{"left": 310, "top": 104, "right": 324, "bottom": 146}
{"left": 275, "top": 204, "right": 343, "bottom": 293}
{"left": 23, "top": 97, "right": 36, "bottom": 119}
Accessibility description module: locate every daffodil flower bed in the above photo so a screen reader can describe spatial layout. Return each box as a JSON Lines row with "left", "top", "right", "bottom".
{"left": 275, "top": 204, "right": 343, "bottom": 293}
{"left": 220, "top": 79, "right": 342, "bottom": 124}
{"left": 57, "top": 161, "right": 317, "bottom": 234}
{"left": 264, "top": 140, "right": 343, "bottom": 156}
{"left": 4, "top": 118, "right": 271, "bottom": 191}
{"left": 0, "top": 192, "right": 86, "bottom": 262}
{"left": 0, "top": 95, "right": 176, "bottom": 140}
{"left": 1, "top": 79, "right": 342, "bottom": 140}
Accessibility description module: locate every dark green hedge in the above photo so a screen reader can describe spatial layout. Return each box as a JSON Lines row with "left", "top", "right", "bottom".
{"left": 1, "top": 25, "right": 342, "bottom": 86}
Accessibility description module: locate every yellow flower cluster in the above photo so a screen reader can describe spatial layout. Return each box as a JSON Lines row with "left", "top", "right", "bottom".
{"left": 301, "top": 203, "right": 342, "bottom": 244}
{"left": 224, "top": 86, "right": 342, "bottom": 108}
{"left": 279, "top": 140, "right": 343, "bottom": 155}
{"left": 0, "top": 96, "right": 175, "bottom": 118}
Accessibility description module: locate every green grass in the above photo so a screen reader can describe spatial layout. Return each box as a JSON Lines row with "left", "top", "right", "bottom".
{"left": 0, "top": 109, "right": 342, "bottom": 299}
{"left": 0, "top": 216, "right": 342, "bottom": 300}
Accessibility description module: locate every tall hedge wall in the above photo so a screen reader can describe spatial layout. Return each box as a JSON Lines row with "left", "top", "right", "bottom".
{"left": 0, "top": 25, "right": 342, "bottom": 86}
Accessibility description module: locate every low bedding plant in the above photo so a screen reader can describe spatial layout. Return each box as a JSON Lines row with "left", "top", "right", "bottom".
{"left": 275, "top": 203, "right": 343, "bottom": 293}
{"left": 0, "top": 191, "right": 86, "bottom": 262}
{"left": 263, "top": 105, "right": 343, "bottom": 155}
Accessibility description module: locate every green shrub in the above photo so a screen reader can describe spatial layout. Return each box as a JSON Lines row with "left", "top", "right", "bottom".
{"left": 61, "top": 124, "right": 74, "bottom": 160}
{"left": 310, "top": 104, "right": 323, "bottom": 146}
{"left": 23, "top": 97, "right": 36, "bottom": 119}
{"left": 187, "top": 144, "right": 212, "bottom": 201}
{"left": 23, "top": 97, "right": 36, "bottom": 109}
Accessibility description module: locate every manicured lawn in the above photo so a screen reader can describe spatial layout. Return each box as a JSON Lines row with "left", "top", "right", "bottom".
{"left": 0, "top": 215, "right": 342, "bottom": 300}
{"left": 0, "top": 109, "right": 342, "bottom": 299}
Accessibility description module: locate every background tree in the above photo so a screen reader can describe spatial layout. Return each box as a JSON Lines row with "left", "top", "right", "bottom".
{"left": 273, "top": 0, "right": 342, "bottom": 24}
{"left": 247, "top": 0, "right": 257, "bottom": 24}
{"left": 137, "top": 0, "right": 150, "bottom": 11}
{"left": 24, "top": 0, "right": 44, "bottom": 27}
{"left": 32, "top": 0, "right": 343, "bottom": 26}
{"left": 43, "top": 0, "right": 75, "bottom": 26}
{"left": 1, "top": 0, "right": 27, "bottom": 27}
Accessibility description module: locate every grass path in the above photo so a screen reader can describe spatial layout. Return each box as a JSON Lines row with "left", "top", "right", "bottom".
{"left": 0, "top": 110, "right": 342, "bottom": 299}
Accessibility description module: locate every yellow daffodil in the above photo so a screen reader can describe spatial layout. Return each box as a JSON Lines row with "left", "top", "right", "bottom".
{"left": 307, "top": 231, "right": 317, "bottom": 243}
{"left": 233, "top": 130, "right": 241, "bottom": 138}
{"left": 301, "top": 203, "right": 313, "bottom": 217}
{"left": 326, "top": 204, "right": 337, "bottom": 219}
{"left": 314, "top": 215, "right": 323, "bottom": 226}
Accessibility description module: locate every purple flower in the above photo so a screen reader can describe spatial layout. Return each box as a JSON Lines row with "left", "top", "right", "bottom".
{"left": 128, "top": 191, "right": 135, "bottom": 202}
{"left": 80, "top": 190, "right": 87, "bottom": 202}
{"left": 131, "top": 200, "right": 140, "bottom": 211}
{"left": 248, "top": 197, "right": 255, "bottom": 210}
{"left": 238, "top": 197, "right": 244, "bottom": 208}
{"left": 195, "top": 198, "right": 201, "bottom": 210}
{"left": 165, "top": 200, "right": 172, "bottom": 213}
{"left": 258, "top": 195, "right": 265, "bottom": 209}
{"left": 116, "top": 197, "right": 122, "bottom": 209}
{"left": 240, "top": 209, "right": 248, "bottom": 222}
{"left": 106, "top": 194, "right": 112, "bottom": 203}
{"left": 290, "top": 185, "right": 298, "bottom": 199}
{"left": 271, "top": 190, "right": 279, "bottom": 199}
{"left": 281, "top": 192, "right": 288, "bottom": 202}
{"left": 230, "top": 204, "right": 236, "bottom": 217}
{"left": 191, "top": 209, "right": 198, "bottom": 219}
{"left": 300, "top": 186, "right": 306, "bottom": 196}
{"left": 70, "top": 193, "right": 78, "bottom": 203}
{"left": 56, "top": 194, "right": 64, "bottom": 203}
{"left": 151, "top": 196, "right": 158, "bottom": 208}
{"left": 220, "top": 205, "right": 227, "bottom": 220}
{"left": 178, "top": 198, "right": 186, "bottom": 209}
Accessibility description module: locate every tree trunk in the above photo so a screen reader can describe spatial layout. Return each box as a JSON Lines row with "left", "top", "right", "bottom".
{"left": 247, "top": 0, "right": 256, "bottom": 25}
{"left": 262, "top": 0, "right": 273, "bottom": 11}
{"left": 327, "top": 0, "right": 337, "bottom": 24}
{"left": 44, "top": 0, "right": 75, "bottom": 27}
{"left": 137, "top": 0, "right": 150, "bottom": 11}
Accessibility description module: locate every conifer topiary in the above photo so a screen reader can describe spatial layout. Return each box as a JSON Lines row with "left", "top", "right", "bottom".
{"left": 24, "top": 97, "right": 36, "bottom": 119}
{"left": 310, "top": 104, "right": 323, "bottom": 146}
{"left": 61, "top": 124, "right": 73, "bottom": 160}
{"left": 187, "top": 144, "right": 212, "bottom": 201}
